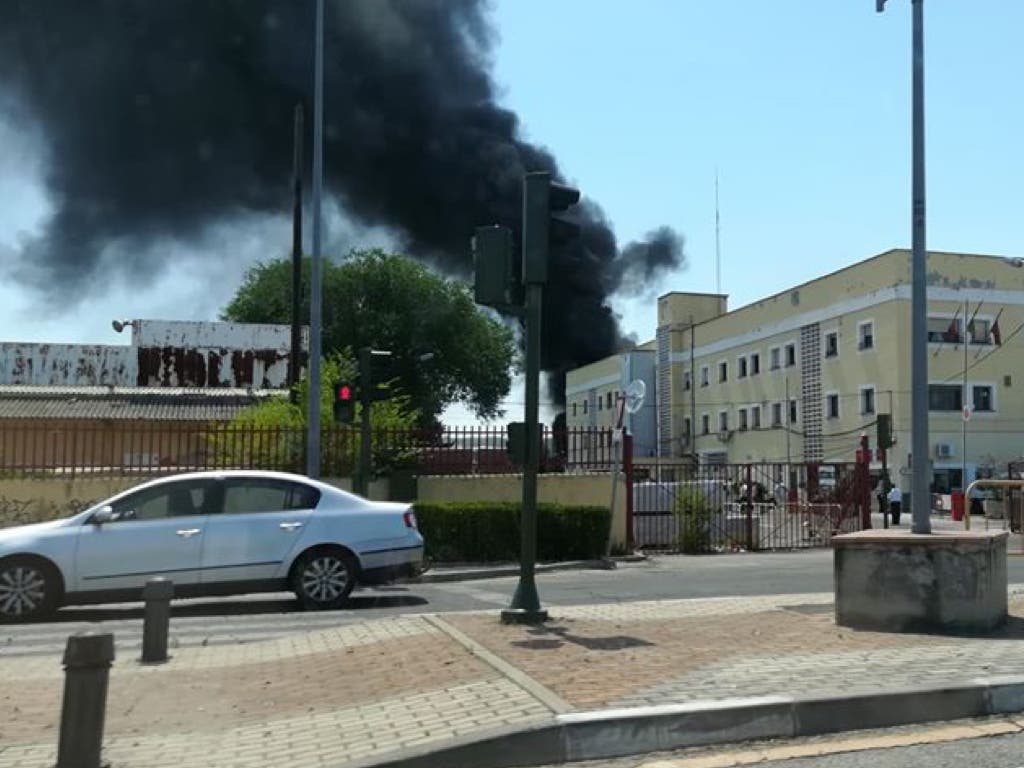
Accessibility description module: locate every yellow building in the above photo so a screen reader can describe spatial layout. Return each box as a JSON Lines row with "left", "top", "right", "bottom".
{"left": 565, "top": 249, "right": 1024, "bottom": 493}
{"left": 658, "top": 249, "right": 1024, "bottom": 492}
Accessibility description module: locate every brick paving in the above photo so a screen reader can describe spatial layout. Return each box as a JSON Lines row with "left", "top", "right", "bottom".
{"left": 448, "top": 594, "right": 1024, "bottom": 711}
{"left": 6, "top": 593, "right": 1024, "bottom": 767}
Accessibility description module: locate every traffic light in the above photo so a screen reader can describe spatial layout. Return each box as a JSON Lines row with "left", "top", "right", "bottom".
{"left": 522, "top": 171, "right": 580, "bottom": 285}
{"left": 473, "top": 225, "right": 518, "bottom": 310}
{"left": 876, "top": 413, "right": 893, "bottom": 449}
{"left": 333, "top": 382, "right": 356, "bottom": 424}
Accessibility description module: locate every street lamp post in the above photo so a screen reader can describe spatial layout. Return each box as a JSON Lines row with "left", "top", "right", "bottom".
{"left": 878, "top": 0, "right": 930, "bottom": 533}
{"left": 306, "top": 0, "right": 325, "bottom": 478}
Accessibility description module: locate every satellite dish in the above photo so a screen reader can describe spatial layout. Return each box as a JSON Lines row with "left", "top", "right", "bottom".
{"left": 624, "top": 379, "right": 646, "bottom": 415}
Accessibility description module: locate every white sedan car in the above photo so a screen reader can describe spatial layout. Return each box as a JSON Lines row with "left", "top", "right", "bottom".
{"left": 0, "top": 470, "right": 424, "bottom": 622}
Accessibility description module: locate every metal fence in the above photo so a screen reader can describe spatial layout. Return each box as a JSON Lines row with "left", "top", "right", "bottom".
{"left": 631, "top": 461, "right": 869, "bottom": 552}
{"left": 0, "top": 422, "right": 617, "bottom": 477}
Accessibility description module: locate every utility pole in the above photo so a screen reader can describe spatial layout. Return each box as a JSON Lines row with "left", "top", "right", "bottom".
{"left": 689, "top": 317, "right": 696, "bottom": 461}
{"left": 962, "top": 296, "right": 969, "bottom": 508}
{"left": 785, "top": 378, "right": 792, "bottom": 466}
{"left": 878, "top": 0, "right": 930, "bottom": 533}
{"left": 289, "top": 103, "right": 304, "bottom": 401}
{"left": 305, "top": 0, "right": 325, "bottom": 478}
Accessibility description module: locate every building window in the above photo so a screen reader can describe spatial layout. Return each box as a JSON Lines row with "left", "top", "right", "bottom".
{"left": 772, "top": 402, "right": 783, "bottom": 426}
{"left": 858, "top": 321, "right": 874, "bottom": 350}
{"left": 826, "top": 393, "right": 839, "bottom": 419}
{"left": 973, "top": 385, "right": 994, "bottom": 412}
{"left": 751, "top": 405, "right": 762, "bottom": 429}
{"left": 597, "top": 396, "right": 602, "bottom": 411}
{"left": 789, "top": 398, "right": 798, "bottom": 424}
{"left": 683, "top": 370, "right": 691, "bottom": 391}
{"left": 583, "top": 400, "right": 588, "bottom": 414}
{"left": 738, "top": 356, "right": 748, "bottom": 378}
{"left": 606, "top": 391, "right": 613, "bottom": 409}
{"left": 861, "top": 387, "right": 875, "bottom": 415}
{"left": 701, "top": 366, "right": 709, "bottom": 387}
{"left": 719, "top": 411, "right": 729, "bottom": 432}
{"left": 572, "top": 403, "right": 577, "bottom": 417}
{"left": 718, "top": 361, "right": 728, "bottom": 382}
{"left": 928, "top": 316, "right": 961, "bottom": 344}
{"left": 932, "top": 468, "right": 963, "bottom": 495}
{"left": 701, "top": 414, "right": 710, "bottom": 435}
{"left": 928, "top": 384, "right": 962, "bottom": 412}
{"left": 785, "top": 343, "right": 796, "bottom": 367}
{"left": 683, "top": 417, "right": 691, "bottom": 437}
{"left": 824, "top": 331, "right": 839, "bottom": 358}
{"left": 750, "top": 353, "right": 760, "bottom": 375}
{"left": 738, "top": 408, "right": 748, "bottom": 431}
{"left": 969, "top": 318, "right": 991, "bottom": 345}
{"left": 769, "top": 347, "right": 781, "bottom": 370}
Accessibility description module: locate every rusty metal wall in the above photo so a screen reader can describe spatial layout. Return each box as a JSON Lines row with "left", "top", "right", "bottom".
{"left": 0, "top": 321, "right": 307, "bottom": 389}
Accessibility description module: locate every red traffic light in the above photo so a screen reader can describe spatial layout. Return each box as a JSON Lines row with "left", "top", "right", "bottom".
{"left": 336, "top": 384, "right": 353, "bottom": 401}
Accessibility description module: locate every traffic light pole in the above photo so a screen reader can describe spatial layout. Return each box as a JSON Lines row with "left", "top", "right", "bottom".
{"left": 503, "top": 281, "right": 546, "bottom": 623}
{"left": 356, "top": 347, "right": 372, "bottom": 498}
{"left": 501, "top": 172, "right": 566, "bottom": 626}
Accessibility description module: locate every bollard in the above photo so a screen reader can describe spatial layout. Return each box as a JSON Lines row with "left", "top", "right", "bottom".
{"left": 56, "top": 632, "right": 115, "bottom": 768}
{"left": 141, "top": 577, "right": 174, "bottom": 664}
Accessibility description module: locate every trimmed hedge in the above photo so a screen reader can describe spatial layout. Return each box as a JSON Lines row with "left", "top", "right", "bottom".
{"left": 413, "top": 502, "right": 611, "bottom": 563}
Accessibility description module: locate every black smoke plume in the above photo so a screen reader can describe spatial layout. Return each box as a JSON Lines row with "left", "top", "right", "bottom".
{"left": 0, "top": 0, "right": 685, "bottom": 404}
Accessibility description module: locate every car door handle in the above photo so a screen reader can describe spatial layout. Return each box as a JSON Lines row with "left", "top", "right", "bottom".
{"left": 176, "top": 528, "right": 201, "bottom": 538}
{"left": 279, "top": 522, "right": 304, "bottom": 531}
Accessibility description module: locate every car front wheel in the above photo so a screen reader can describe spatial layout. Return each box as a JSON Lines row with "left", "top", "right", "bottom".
{"left": 292, "top": 549, "right": 356, "bottom": 610}
{"left": 0, "top": 558, "right": 58, "bottom": 623}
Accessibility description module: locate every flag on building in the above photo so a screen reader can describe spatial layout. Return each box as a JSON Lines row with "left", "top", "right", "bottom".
{"left": 991, "top": 309, "right": 1003, "bottom": 346}
{"left": 944, "top": 314, "right": 961, "bottom": 343}
{"left": 966, "top": 300, "right": 982, "bottom": 342}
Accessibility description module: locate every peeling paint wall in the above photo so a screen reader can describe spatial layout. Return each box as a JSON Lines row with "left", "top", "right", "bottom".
{"left": 0, "top": 320, "right": 308, "bottom": 389}
{"left": 0, "top": 344, "right": 136, "bottom": 386}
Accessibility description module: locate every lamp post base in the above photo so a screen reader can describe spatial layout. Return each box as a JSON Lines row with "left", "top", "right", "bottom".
{"left": 500, "top": 608, "right": 549, "bottom": 625}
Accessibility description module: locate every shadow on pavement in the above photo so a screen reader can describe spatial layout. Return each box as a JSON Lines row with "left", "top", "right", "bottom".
{"left": 511, "top": 623, "right": 655, "bottom": 652}
{"left": 46, "top": 591, "right": 428, "bottom": 624}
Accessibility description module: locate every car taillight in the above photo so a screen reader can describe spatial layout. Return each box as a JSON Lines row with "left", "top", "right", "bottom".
{"left": 403, "top": 511, "right": 417, "bottom": 529}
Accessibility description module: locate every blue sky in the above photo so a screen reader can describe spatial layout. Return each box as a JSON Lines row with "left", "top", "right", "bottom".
{"left": 491, "top": 0, "right": 1024, "bottom": 340}
{"left": 0, "top": 1, "right": 1021, "bottom": 416}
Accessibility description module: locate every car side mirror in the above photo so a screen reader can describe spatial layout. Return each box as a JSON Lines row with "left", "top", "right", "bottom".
{"left": 90, "top": 506, "right": 116, "bottom": 525}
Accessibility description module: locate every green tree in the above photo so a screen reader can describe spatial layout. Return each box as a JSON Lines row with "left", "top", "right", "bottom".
{"left": 210, "top": 352, "right": 419, "bottom": 477}
{"left": 222, "top": 249, "right": 517, "bottom": 422}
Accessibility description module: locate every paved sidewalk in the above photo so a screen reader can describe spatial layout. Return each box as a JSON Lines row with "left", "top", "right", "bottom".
{"left": 5, "top": 590, "right": 1024, "bottom": 768}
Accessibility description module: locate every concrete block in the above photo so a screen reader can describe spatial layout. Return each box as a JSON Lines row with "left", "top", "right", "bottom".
{"left": 833, "top": 530, "right": 1008, "bottom": 632}
{"left": 793, "top": 685, "right": 988, "bottom": 736}
{"left": 983, "top": 678, "right": 1024, "bottom": 714}
{"left": 560, "top": 698, "right": 794, "bottom": 761}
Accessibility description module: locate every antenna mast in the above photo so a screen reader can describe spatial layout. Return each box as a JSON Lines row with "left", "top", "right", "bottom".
{"left": 715, "top": 168, "right": 721, "bottom": 295}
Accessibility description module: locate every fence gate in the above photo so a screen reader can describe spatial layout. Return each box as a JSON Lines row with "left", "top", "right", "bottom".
{"left": 630, "top": 461, "right": 866, "bottom": 553}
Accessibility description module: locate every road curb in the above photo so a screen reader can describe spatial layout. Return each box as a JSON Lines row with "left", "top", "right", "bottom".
{"left": 355, "top": 676, "right": 1024, "bottom": 768}
{"left": 416, "top": 558, "right": 618, "bottom": 584}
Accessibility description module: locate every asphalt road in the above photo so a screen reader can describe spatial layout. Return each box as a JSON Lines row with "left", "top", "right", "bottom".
{"left": 3, "top": 551, "right": 1024, "bottom": 658}
{"left": 734, "top": 733, "right": 1024, "bottom": 768}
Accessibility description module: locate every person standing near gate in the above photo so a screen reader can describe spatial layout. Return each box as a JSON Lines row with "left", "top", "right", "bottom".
{"left": 888, "top": 484, "right": 903, "bottom": 525}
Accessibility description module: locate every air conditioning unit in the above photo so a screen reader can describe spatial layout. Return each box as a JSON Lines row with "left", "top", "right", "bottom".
{"left": 934, "top": 443, "right": 954, "bottom": 459}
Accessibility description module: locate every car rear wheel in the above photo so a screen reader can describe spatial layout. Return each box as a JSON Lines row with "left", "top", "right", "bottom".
{"left": 292, "top": 549, "right": 356, "bottom": 610}
{"left": 0, "top": 558, "right": 58, "bottom": 623}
